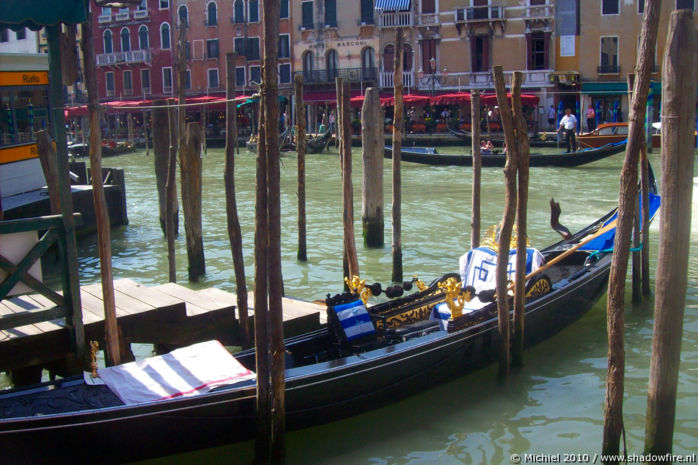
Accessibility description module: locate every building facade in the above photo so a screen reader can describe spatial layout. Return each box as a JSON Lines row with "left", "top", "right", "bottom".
{"left": 0, "top": 27, "right": 38, "bottom": 54}
{"left": 93, "top": 0, "right": 174, "bottom": 101}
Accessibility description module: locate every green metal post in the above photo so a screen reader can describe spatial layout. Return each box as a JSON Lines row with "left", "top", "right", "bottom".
{"left": 46, "top": 25, "right": 86, "bottom": 366}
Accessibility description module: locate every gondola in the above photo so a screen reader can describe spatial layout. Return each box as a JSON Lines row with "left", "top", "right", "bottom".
{"left": 385, "top": 139, "right": 627, "bottom": 168}
{"left": 246, "top": 126, "right": 295, "bottom": 153}
{"left": 447, "top": 126, "right": 560, "bottom": 148}
{"left": 67, "top": 141, "right": 135, "bottom": 158}
{"left": 305, "top": 127, "right": 333, "bottom": 154}
{"left": 0, "top": 180, "right": 659, "bottom": 464}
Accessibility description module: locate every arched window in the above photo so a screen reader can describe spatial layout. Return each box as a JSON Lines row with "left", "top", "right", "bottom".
{"left": 361, "top": 47, "right": 375, "bottom": 80}
{"left": 207, "top": 1, "right": 217, "bottom": 26}
{"left": 383, "top": 44, "right": 394, "bottom": 72}
{"left": 138, "top": 25, "right": 149, "bottom": 50}
{"left": 303, "top": 51, "right": 314, "bottom": 79}
{"left": 160, "top": 22, "right": 171, "bottom": 50}
{"left": 326, "top": 49, "right": 338, "bottom": 80}
{"left": 120, "top": 27, "right": 130, "bottom": 52}
{"left": 403, "top": 44, "right": 413, "bottom": 71}
{"left": 178, "top": 5, "right": 188, "bottom": 26}
{"left": 103, "top": 29, "right": 113, "bottom": 54}
{"left": 233, "top": 0, "right": 244, "bottom": 23}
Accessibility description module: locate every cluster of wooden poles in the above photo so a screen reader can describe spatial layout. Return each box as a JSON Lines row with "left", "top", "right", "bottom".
{"left": 72, "top": 1, "right": 693, "bottom": 463}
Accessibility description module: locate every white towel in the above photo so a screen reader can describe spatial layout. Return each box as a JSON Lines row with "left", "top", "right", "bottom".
{"left": 94, "top": 340, "right": 255, "bottom": 405}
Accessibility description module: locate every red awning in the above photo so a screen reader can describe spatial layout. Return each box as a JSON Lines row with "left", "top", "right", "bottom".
{"left": 430, "top": 92, "right": 472, "bottom": 105}
{"left": 303, "top": 90, "right": 362, "bottom": 104}
{"left": 380, "top": 94, "right": 431, "bottom": 107}
{"left": 480, "top": 93, "right": 540, "bottom": 106}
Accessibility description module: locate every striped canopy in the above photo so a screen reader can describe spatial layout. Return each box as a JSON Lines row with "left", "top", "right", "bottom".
{"left": 375, "top": 0, "right": 411, "bottom": 11}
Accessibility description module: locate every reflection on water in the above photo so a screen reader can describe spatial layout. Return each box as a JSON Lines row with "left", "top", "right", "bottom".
{"left": 72, "top": 147, "right": 698, "bottom": 462}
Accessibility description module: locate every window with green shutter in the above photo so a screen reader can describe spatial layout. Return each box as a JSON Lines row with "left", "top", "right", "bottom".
{"left": 302, "top": 1, "right": 313, "bottom": 29}
{"left": 324, "top": 0, "right": 337, "bottom": 27}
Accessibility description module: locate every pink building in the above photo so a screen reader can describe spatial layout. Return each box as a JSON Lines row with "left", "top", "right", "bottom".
{"left": 92, "top": 0, "right": 175, "bottom": 102}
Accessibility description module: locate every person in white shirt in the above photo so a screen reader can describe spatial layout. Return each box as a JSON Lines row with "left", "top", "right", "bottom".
{"left": 558, "top": 108, "right": 578, "bottom": 152}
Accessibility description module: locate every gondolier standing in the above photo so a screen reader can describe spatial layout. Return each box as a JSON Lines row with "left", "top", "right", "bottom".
{"left": 558, "top": 108, "right": 578, "bottom": 153}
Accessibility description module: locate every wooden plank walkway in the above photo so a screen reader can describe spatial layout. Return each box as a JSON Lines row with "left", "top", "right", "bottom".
{"left": 0, "top": 279, "right": 326, "bottom": 374}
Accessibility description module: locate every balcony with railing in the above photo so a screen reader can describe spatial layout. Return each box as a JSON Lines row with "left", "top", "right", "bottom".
{"left": 454, "top": 5, "right": 504, "bottom": 22}
{"left": 294, "top": 67, "right": 377, "bottom": 84}
{"left": 416, "top": 13, "right": 439, "bottom": 26}
{"left": 133, "top": 9, "right": 148, "bottom": 19}
{"left": 114, "top": 10, "right": 130, "bottom": 21}
{"left": 524, "top": 2, "right": 554, "bottom": 20}
{"left": 98, "top": 12, "right": 112, "bottom": 23}
{"left": 97, "top": 49, "right": 151, "bottom": 66}
{"left": 378, "top": 11, "right": 412, "bottom": 28}
{"left": 379, "top": 71, "right": 414, "bottom": 89}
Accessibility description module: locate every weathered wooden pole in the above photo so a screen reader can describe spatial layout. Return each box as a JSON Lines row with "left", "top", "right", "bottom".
{"left": 493, "top": 66, "right": 518, "bottom": 380}
{"left": 602, "top": 0, "right": 661, "bottom": 458}
{"left": 644, "top": 9, "right": 696, "bottom": 456}
{"left": 179, "top": 122, "right": 205, "bottom": 281}
{"left": 152, "top": 100, "right": 178, "bottom": 235}
{"left": 511, "top": 72, "right": 530, "bottom": 368}
{"left": 36, "top": 131, "right": 60, "bottom": 215}
{"left": 127, "top": 113, "right": 134, "bottom": 147}
{"left": 470, "top": 90, "right": 481, "bottom": 249}
{"left": 80, "top": 15, "right": 121, "bottom": 366}
{"left": 337, "top": 77, "right": 359, "bottom": 280}
{"left": 46, "top": 25, "right": 86, "bottom": 366}
{"left": 640, "top": 143, "right": 651, "bottom": 296}
{"left": 294, "top": 74, "right": 308, "bottom": 261}
{"left": 144, "top": 110, "right": 150, "bottom": 157}
{"left": 261, "top": 0, "right": 285, "bottom": 461}
{"left": 391, "top": 28, "right": 404, "bottom": 282}
{"left": 361, "top": 87, "right": 384, "bottom": 248}
{"left": 225, "top": 52, "right": 249, "bottom": 348}
{"left": 165, "top": 99, "right": 178, "bottom": 282}
{"left": 628, "top": 73, "right": 642, "bottom": 304}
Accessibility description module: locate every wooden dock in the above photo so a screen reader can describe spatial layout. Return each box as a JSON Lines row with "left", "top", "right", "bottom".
{"left": 0, "top": 278, "right": 326, "bottom": 378}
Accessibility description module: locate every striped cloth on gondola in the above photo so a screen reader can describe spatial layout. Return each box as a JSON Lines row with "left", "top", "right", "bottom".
{"left": 333, "top": 299, "right": 376, "bottom": 341}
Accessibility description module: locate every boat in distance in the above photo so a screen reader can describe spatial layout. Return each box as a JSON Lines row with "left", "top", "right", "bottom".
{"left": 385, "top": 139, "right": 627, "bottom": 168}
{"left": 0, "top": 179, "right": 658, "bottom": 464}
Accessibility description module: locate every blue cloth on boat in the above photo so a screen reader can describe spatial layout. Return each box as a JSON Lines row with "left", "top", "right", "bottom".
{"left": 430, "top": 302, "right": 452, "bottom": 331}
{"left": 333, "top": 299, "right": 376, "bottom": 341}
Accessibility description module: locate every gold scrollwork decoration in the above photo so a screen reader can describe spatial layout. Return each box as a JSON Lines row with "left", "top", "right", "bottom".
{"left": 436, "top": 277, "right": 472, "bottom": 319}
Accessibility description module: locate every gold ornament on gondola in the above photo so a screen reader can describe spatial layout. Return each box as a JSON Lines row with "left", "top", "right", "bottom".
{"left": 344, "top": 275, "right": 374, "bottom": 305}
{"left": 90, "top": 340, "right": 100, "bottom": 379}
{"left": 437, "top": 277, "right": 471, "bottom": 319}
{"left": 413, "top": 275, "right": 427, "bottom": 292}
{"left": 480, "top": 222, "right": 531, "bottom": 253}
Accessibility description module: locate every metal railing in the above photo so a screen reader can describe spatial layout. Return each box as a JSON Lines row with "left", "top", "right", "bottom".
{"left": 96, "top": 49, "right": 151, "bottom": 66}
{"left": 115, "top": 10, "right": 130, "bottom": 21}
{"left": 295, "top": 67, "right": 376, "bottom": 84}
{"left": 455, "top": 5, "right": 504, "bottom": 22}
{"left": 378, "top": 11, "right": 412, "bottom": 27}
{"left": 133, "top": 9, "right": 148, "bottom": 19}
{"left": 98, "top": 13, "right": 112, "bottom": 23}
{"left": 380, "top": 71, "right": 414, "bottom": 89}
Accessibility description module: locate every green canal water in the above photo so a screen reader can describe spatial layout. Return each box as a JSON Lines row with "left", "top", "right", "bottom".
{"left": 25, "top": 144, "right": 698, "bottom": 463}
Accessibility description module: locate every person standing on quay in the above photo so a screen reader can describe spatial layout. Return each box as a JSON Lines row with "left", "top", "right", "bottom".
{"left": 558, "top": 107, "right": 578, "bottom": 152}
{"left": 586, "top": 104, "right": 596, "bottom": 133}
{"left": 548, "top": 104, "right": 556, "bottom": 130}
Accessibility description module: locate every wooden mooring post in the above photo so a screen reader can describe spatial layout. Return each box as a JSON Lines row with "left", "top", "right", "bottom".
{"left": 81, "top": 12, "right": 121, "bottom": 365}
{"left": 391, "top": 28, "right": 404, "bottom": 283}
{"left": 337, "top": 77, "right": 359, "bottom": 280}
{"left": 180, "top": 122, "right": 205, "bottom": 281}
{"left": 165, "top": 99, "right": 178, "bottom": 283}
{"left": 602, "top": 0, "right": 661, "bottom": 458}
{"left": 470, "top": 90, "right": 481, "bottom": 249}
{"left": 152, "top": 99, "right": 178, "bottom": 236}
{"left": 644, "top": 9, "right": 696, "bottom": 456}
{"left": 511, "top": 72, "right": 531, "bottom": 369}
{"left": 361, "top": 87, "right": 384, "bottom": 248}
{"left": 492, "top": 66, "right": 518, "bottom": 380}
{"left": 295, "top": 74, "right": 308, "bottom": 261}
{"left": 225, "top": 52, "right": 249, "bottom": 348}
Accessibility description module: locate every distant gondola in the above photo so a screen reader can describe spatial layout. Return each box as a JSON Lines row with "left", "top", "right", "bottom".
{"left": 447, "top": 126, "right": 560, "bottom": 148}
{"left": 384, "top": 139, "right": 627, "bottom": 168}
{"left": 305, "top": 127, "right": 333, "bottom": 154}
{"left": 0, "top": 174, "right": 660, "bottom": 464}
